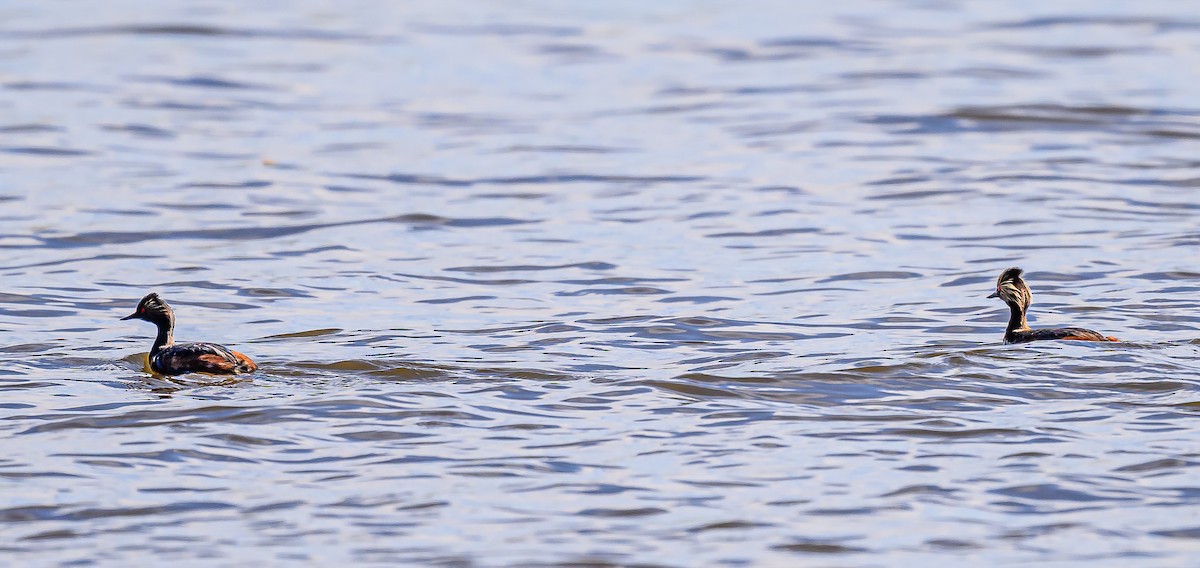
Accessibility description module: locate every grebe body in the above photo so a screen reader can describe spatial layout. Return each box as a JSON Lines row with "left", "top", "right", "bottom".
{"left": 988, "top": 267, "right": 1118, "bottom": 344}
{"left": 121, "top": 293, "right": 257, "bottom": 375}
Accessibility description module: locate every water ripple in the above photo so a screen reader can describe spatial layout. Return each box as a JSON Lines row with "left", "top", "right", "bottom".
{"left": 4, "top": 0, "right": 1200, "bottom": 565}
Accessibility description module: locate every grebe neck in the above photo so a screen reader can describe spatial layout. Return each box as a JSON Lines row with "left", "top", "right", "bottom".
{"left": 1005, "top": 301, "right": 1030, "bottom": 340}
{"left": 150, "top": 317, "right": 175, "bottom": 355}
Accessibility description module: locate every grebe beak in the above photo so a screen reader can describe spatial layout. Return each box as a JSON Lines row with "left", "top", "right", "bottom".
{"left": 987, "top": 291, "right": 999, "bottom": 298}
{"left": 120, "top": 312, "right": 139, "bottom": 320}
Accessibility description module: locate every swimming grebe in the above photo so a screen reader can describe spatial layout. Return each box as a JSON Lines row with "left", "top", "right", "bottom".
{"left": 121, "top": 293, "right": 257, "bottom": 375}
{"left": 988, "top": 267, "right": 1118, "bottom": 344}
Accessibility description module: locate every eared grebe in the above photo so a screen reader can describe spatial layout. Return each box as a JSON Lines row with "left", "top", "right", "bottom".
{"left": 121, "top": 293, "right": 257, "bottom": 375}
{"left": 988, "top": 267, "right": 1118, "bottom": 344}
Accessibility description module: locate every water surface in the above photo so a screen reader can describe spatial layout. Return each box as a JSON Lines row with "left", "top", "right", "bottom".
{"left": 3, "top": 1, "right": 1200, "bottom": 565}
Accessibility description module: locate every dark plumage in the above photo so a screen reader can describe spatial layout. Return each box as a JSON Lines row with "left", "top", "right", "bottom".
{"left": 121, "top": 293, "right": 257, "bottom": 375}
{"left": 987, "top": 267, "right": 1118, "bottom": 344}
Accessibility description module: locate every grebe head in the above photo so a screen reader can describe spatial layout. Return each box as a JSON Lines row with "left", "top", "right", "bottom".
{"left": 987, "top": 267, "right": 1031, "bottom": 310}
{"left": 121, "top": 292, "right": 174, "bottom": 325}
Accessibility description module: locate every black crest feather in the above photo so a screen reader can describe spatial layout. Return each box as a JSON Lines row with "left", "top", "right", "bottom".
{"left": 139, "top": 292, "right": 164, "bottom": 308}
{"left": 997, "top": 267, "right": 1024, "bottom": 284}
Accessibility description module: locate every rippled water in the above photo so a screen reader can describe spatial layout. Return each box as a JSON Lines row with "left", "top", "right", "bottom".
{"left": 4, "top": 1, "right": 1200, "bottom": 565}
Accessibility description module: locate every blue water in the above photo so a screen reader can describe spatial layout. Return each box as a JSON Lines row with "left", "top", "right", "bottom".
{"left": 3, "top": 1, "right": 1200, "bottom": 565}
